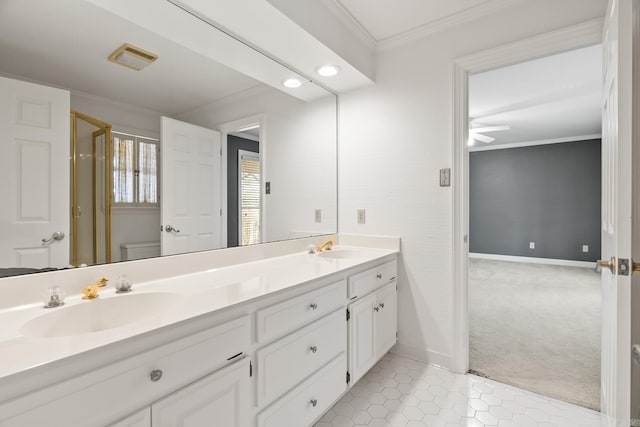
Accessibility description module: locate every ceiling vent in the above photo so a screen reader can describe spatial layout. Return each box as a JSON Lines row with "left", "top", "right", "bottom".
{"left": 108, "top": 43, "right": 158, "bottom": 71}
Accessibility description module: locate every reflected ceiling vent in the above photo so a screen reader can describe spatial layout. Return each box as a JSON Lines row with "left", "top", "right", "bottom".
{"left": 108, "top": 43, "right": 158, "bottom": 71}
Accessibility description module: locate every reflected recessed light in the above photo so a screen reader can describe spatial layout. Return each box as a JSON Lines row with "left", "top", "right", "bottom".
{"left": 316, "top": 65, "right": 341, "bottom": 77}
{"left": 283, "top": 78, "right": 302, "bottom": 88}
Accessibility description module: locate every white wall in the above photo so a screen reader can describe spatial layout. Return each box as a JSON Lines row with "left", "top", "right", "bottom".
{"left": 339, "top": 0, "right": 607, "bottom": 367}
{"left": 70, "top": 92, "right": 163, "bottom": 263}
{"left": 180, "top": 86, "right": 338, "bottom": 243}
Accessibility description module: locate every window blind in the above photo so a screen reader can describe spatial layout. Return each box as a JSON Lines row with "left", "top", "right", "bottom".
{"left": 240, "top": 155, "right": 260, "bottom": 246}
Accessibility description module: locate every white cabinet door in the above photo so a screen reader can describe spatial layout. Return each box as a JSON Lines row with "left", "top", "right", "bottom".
{"left": 109, "top": 408, "right": 151, "bottom": 427}
{"left": 152, "top": 358, "right": 250, "bottom": 427}
{"left": 348, "top": 293, "right": 377, "bottom": 385}
{"left": 376, "top": 282, "right": 398, "bottom": 357}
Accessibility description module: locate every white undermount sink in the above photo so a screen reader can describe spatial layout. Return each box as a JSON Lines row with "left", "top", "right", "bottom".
{"left": 317, "top": 248, "right": 360, "bottom": 259}
{"left": 20, "top": 292, "right": 182, "bottom": 338}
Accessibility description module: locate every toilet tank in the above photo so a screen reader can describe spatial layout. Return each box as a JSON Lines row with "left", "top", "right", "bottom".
{"left": 120, "top": 241, "right": 161, "bottom": 261}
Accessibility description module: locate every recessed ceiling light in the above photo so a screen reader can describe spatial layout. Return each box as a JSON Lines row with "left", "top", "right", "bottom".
{"left": 316, "top": 65, "right": 341, "bottom": 77}
{"left": 283, "top": 78, "right": 302, "bottom": 88}
{"left": 108, "top": 43, "right": 157, "bottom": 71}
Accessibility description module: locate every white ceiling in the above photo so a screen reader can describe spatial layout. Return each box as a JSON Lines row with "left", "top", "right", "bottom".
{"left": 0, "top": 0, "right": 299, "bottom": 115}
{"left": 468, "top": 44, "right": 602, "bottom": 148}
{"left": 334, "top": 0, "right": 524, "bottom": 43}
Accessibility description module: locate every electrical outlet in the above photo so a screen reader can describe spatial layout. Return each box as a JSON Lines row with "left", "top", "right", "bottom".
{"left": 529, "top": 242, "right": 535, "bottom": 249}
{"left": 440, "top": 168, "right": 451, "bottom": 187}
{"left": 582, "top": 245, "right": 589, "bottom": 253}
{"left": 314, "top": 209, "right": 322, "bottom": 223}
{"left": 357, "top": 209, "right": 366, "bottom": 224}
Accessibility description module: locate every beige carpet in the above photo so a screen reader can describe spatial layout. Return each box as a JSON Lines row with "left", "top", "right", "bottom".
{"left": 469, "top": 258, "right": 601, "bottom": 411}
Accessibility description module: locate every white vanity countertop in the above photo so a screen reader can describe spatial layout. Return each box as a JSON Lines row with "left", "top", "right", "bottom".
{"left": 0, "top": 245, "right": 397, "bottom": 391}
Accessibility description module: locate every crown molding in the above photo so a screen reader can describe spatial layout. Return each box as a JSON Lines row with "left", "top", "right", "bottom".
{"left": 376, "top": 0, "right": 530, "bottom": 52}
{"left": 322, "top": 0, "right": 377, "bottom": 49}
{"left": 468, "top": 134, "right": 602, "bottom": 152}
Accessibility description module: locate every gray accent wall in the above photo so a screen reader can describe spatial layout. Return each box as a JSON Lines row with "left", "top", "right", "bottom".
{"left": 469, "top": 140, "right": 601, "bottom": 262}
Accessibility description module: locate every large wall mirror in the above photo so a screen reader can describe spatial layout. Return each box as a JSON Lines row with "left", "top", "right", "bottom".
{"left": 0, "top": 0, "right": 337, "bottom": 277}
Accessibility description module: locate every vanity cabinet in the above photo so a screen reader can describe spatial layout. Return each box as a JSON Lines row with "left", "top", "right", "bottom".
{"left": 0, "top": 316, "right": 250, "bottom": 427}
{"left": 110, "top": 358, "right": 249, "bottom": 427}
{"left": 151, "top": 357, "right": 250, "bottom": 427}
{"left": 0, "top": 250, "right": 399, "bottom": 427}
{"left": 348, "top": 279, "right": 397, "bottom": 385}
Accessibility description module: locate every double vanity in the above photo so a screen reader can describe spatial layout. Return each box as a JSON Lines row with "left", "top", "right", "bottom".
{"left": 0, "top": 236, "right": 399, "bottom": 427}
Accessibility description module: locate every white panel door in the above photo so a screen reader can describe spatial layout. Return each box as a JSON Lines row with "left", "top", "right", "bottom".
{"left": 109, "top": 408, "right": 151, "bottom": 427}
{"left": 0, "top": 76, "right": 70, "bottom": 269}
{"left": 600, "top": 0, "right": 634, "bottom": 425}
{"left": 160, "top": 117, "right": 221, "bottom": 256}
{"left": 348, "top": 293, "right": 377, "bottom": 385}
{"left": 152, "top": 358, "right": 249, "bottom": 427}
{"left": 376, "top": 282, "right": 398, "bottom": 357}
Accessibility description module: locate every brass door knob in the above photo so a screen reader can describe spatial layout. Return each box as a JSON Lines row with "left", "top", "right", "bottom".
{"left": 634, "top": 261, "right": 640, "bottom": 276}
{"left": 596, "top": 257, "right": 616, "bottom": 274}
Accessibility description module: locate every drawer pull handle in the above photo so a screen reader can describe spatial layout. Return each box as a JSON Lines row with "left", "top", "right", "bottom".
{"left": 150, "top": 369, "right": 163, "bottom": 382}
{"left": 310, "top": 399, "right": 318, "bottom": 407}
{"left": 379, "top": 303, "right": 385, "bottom": 309}
{"left": 309, "top": 303, "right": 318, "bottom": 310}
{"left": 376, "top": 273, "right": 382, "bottom": 279}
{"left": 374, "top": 306, "right": 380, "bottom": 312}
{"left": 309, "top": 345, "right": 318, "bottom": 353}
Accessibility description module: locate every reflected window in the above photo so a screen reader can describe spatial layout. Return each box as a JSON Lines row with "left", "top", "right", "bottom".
{"left": 112, "top": 132, "right": 159, "bottom": 206}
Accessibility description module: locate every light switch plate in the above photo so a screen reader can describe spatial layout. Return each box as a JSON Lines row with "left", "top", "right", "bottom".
{"left": 582, "top": 245, "right": 589, "bottom": 253}
{"left": 529, "top": 242, "right": 535, "bottom": 249}
{"left": 265, "top": 182, "right": 271, "bottom": 194}
{"left": 314, "top": 209, "right": 322, "bottom": 223}
{"left": 357, "top": 209, "right": 366, "bottom": 224}
{"left": 440, "top": 168, "right": 451, "bottom": 187}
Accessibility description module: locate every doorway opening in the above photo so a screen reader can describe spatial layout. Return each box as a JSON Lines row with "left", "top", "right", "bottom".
{"left": 70, "top": 110, "right": 112, "bottom": 267}
{"left": 466, "top": 45, "right": 603, "bottom": 410}
{"left": 226, "top": 123, "right": 261, "bottom": 248}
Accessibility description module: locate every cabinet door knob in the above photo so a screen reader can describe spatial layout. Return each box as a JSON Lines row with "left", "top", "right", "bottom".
{"left": 309, "top": 303, "right": 318, "bottom": 310}
{"left": 379, "top": 303, "right": 385, "bottom": 309}
{"left": 374, "top": 306, "right": 380, "bottom": 312}
{"left": 376, "top": 273, "right": 382, "bottom": 279}
{"left": 309, "top": 345, "right": 318, "bottom": 353}
{"left": 310, "top": 399, "right": 318, "bottom": 407}
{"left": 150, "top": 369, "right": 163, "bottom": 382}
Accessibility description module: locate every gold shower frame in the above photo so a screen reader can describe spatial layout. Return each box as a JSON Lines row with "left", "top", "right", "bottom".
{"left": 70, "top": 110, "right": 112, "bottom": 266}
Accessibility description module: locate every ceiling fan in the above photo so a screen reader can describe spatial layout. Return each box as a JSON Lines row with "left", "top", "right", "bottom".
{"left": 468, "top": 123, "right": 511, "bottom": 145}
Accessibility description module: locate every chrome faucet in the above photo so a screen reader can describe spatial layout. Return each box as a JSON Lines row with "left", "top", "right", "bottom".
{"left": 316, "top": 239, "right": 335, "bottom": 253}
{"left": 81, "top": 277, "right": 108, "bottom": 300}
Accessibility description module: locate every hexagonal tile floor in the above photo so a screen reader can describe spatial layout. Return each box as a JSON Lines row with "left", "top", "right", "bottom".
{"left": 314, "top": 354, "right": 605, "bottom": 427}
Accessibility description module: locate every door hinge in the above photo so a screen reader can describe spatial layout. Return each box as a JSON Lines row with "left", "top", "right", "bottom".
{"left": 396, "top": 331, "right": 398, "bottom": 338}
{"left": 220, "top": 148, "right": 222, "bottom": 156}
{"left": 250, "top": 361, "right": 253, "bottom": 377}
{"left": 220, "top": 209, "right": 223, "bottom": 216}
{"left": 346, "top": 371, "right": 351, "bottom": 384}
{"left": 346, "top": 308, "right": 350, "bottom": 321}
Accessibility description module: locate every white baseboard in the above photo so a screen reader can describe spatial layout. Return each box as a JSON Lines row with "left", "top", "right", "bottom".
{"left": 390, "top": 343, "right": 452, "bottom": 371}
{"left": 469, "top": 253, "right": 596, "bottom": 269}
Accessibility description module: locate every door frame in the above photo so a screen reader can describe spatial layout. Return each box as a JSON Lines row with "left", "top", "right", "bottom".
{"left": 217, "top": 114, "right": 265, "bottom": 247}
{"left": 450, "top": 18, "right": 604, "bottom": 374}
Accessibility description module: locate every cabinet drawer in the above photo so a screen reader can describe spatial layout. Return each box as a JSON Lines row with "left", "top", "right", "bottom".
{"left": 256, "top": 280, "right": 345, "bottom": 343}
{"left": 348, "top": 259, "right": 397, "bottom": 299}
{"left": 0, "top": 316, "right": 250, "bottom": 427}
{"left": 257, "top": 309, "right": 346, "bottom": 407}
{"left": 257, "top": 353, "right": 346, "bottom": 427}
